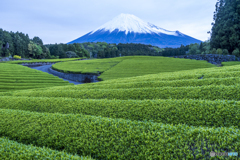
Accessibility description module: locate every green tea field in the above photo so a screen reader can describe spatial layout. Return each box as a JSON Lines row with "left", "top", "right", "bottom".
{"left": 222, "top": 61, "right": 240, "bottom": 67}
{"left": 0, "top": 63, "right": 73, "bottom": 92}
{"left": 0, "top": 56, "right": 239, "bottom": 159}
{"left": 52, "top": 56, "right": 216, "bottom": 80}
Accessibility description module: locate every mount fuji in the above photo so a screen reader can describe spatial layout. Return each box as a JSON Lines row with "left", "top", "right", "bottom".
{"left": 68, "top": 13, "right": 201, "bottom": 48}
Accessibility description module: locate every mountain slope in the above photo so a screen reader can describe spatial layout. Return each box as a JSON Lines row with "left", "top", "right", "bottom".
{"left": 68, "top": 13, "right": 201, "bottom": 48}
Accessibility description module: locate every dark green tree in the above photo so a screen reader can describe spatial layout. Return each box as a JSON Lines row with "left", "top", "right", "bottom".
{"left": 232, "top": 48, "right": 240, "bottom": 56}
{"left": 210, "top": 0, "right": 240, "bottom": 53}
{"left": 32, "top": 37, "right": 43, "bottom": 46}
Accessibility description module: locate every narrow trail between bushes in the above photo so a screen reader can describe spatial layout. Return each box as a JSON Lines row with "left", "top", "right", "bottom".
{"left": 30, "top": 65, "right": 84, "bottom": 85}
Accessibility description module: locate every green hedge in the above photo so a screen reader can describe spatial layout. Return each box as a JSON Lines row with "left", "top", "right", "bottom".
{"left": 0, "top": 82, "right": 69, "bottom": 86}
{"left": 0, "top": 137, "right": 93, "bottom": 160}
{"left": 0, "top": 109, "right": 239, "bottom": 159}
{"left": 52, "top": 58, "right": 122, "bottom": 75}
{"left": 0, "top": 80, "right": 70, "bottom": 84}
{"left": 96, "top": 65, "right": 240, "bottom": 85}
{"left": 222, "top": 61, "right": 240, "bottom": 66}
{"left": 48, "top": 77, "right": 240, "bottom": 90}
{"left": 2, "top": 84, "right": 240, "bottom": 101}
{"left": 0, "top": 96, "right": 240, "bottom": 129}
{"left": 0, "top": 84, "right": 71, "bottom": 90}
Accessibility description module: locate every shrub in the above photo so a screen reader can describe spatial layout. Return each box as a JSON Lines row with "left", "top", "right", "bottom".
{"left": 216, "top": 48, "right": 223, "bottom": 55}
{"left": 232, "top": 48, "right": 240, "bottom": 57}
{"left": 13, "top": 55, "right": 21, "bottom": 59}
{"left": 66, "top": 51, "right": 78, "bottom": 58}
{"left": 222, "top": 49, "right": 229, "bottom": 55}
{"left": 211, "top": 48, "right": 216, "bottom": 54}
{"left": 50, "top": 55, "right": 57, "bottom": 59}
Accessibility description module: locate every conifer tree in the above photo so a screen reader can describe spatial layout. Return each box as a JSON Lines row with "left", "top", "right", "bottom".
{"left": 210, "top": 0, "right": 240, "bottom": 53}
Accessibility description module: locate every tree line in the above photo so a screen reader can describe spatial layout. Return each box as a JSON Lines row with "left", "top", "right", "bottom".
{"left": 47, "top": 42, "right": 164, "bottom": 59}
{"left": 0, "top": 28, "right": 51, "bottom": 59}
{"left": 45, "top": 43, "right": 89, "bottom": 59}
{"left": 0, "top": 28, "right": 165, "bottom": 59}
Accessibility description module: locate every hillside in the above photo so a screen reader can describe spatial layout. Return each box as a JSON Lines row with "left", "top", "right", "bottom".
{"left": 52, "top": 56, "right": 215, "bottom": 80}
{"left": 0, "top": 60, "right": 239, "bottom": 159}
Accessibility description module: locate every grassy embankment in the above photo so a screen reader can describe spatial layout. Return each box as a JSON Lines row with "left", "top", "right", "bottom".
{"left": 0, "top": 56, "right": 240, "bottom": 159}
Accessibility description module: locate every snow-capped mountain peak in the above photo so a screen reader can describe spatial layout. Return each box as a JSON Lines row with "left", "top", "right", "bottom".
{"left": 90, "top": 13, "right": 177, "bottom": 36}
{"left": 68, "top": 13, "right": 202, "bottom": 48}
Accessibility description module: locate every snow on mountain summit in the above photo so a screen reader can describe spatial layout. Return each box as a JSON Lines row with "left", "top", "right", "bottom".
{"left": 91, "top": 13, "right": 177, "bottom": 36}
{"left": 68, "top": 13, "right": 202, "bottom": 48}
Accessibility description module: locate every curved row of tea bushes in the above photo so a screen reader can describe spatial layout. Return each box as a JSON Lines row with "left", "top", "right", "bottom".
{"left": 0, "top": 109, "right": 239, "bottom": 159}
{"left": 0, "top": 84, "right": 73, "bottom": 92}
{"left": 96, "top": 65, "right": 240, "bottom": 84}
{"left": 0, "top": 75, "right": 62, "bottom": 79}
{"left": 222, "top": 61, "right": 240, "bottom": 66}
{"left": 0, "top": 82, "right": 69, "bottom": 86}
{"left": 0, "top": 96, "right": 239, "bottom": 129}
{"left": 0, "top": 137, "right": 93, "bottom": 160}
{"left": 100, "top": 70, "right": 240, "bottom": 85}
{"left": 52, "top": 58, "right": 122, "bottom": 74}
{"left": 2, "top": 85, "right": 240, "bottom": 101}
{"left": 48, "top": 77, "right": 240, "bottom": 90}
{"left": 0, "top": 80, "right": 70, "bottom": 83}
{"left": 1, "top": 75, "right": 63, "bottom": 81}
{"left": 30, "top": 67, "right": 240, "bottom": 91}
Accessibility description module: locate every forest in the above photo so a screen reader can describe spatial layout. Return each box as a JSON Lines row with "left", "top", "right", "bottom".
{"left": 0, "top": 29, "right": 164, "bottom": 59}
{"left": 46, "top": 42, "right": 164, "bottom": 59}
{"left": 0, "top": 29, "right": 51, "bottom": 59}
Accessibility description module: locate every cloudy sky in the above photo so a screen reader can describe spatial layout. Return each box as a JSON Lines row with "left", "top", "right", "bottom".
{"left": 0, "top": 0, "right": 217, "bottom": 44}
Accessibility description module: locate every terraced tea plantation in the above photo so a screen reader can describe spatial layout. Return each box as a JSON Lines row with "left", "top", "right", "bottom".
{"left": 0, "top": 56, "right": 240, "bottom": 159}
{"left": 52, "top": 56, "right": 215, "bottom": 80}
{"left": 0, "top": 63, "right": 73, "bottom": 92}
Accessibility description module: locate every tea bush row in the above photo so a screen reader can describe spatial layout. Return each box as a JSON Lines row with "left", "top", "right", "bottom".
{"left": 0, "top": 109, "right": 239, "bottom": 159}
{"left": 0, "top": 96, "right": 239, "bottom": 129}
{"left": 52, "top": 58, "right": 122, "bottom": 74}
{"left": 0, "top": 137, "right": 93, "bottom": 160}
{"left": 2, "top": 85, "right": 240, "bottom": 101}
{"left": 97, "top": 65, "right": 240, "bottom": 85}
{"left": 99, "top": 70, "right": 240, "bottom": 86}
{"left": 50, "top": 77, "right": 240, "bottom": 90}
